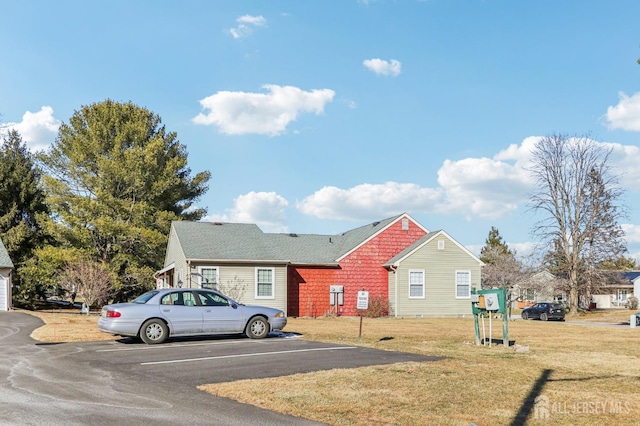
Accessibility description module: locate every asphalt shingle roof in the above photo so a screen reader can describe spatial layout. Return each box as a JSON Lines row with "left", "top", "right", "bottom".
{"left": 171, "top": 214, "right": 406, "bottom": 265}
{"left": 621, "top": 271, "right": 640, "bottom": 282}
{"left": 0, "top": 238, "right": 14, "bottom": 269}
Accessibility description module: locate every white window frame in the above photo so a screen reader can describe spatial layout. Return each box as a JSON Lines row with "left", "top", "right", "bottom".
{"left": 255, "top": 267, "right": 275, "bottom": 299}
{"left": 198, "top": 266, "right": 219, "bottom": 290}
{"left": 408, "top": 269, "right": 425, "bottom": 299}
{"left": 455, "top": 270, "right": 471, "bottom": 299}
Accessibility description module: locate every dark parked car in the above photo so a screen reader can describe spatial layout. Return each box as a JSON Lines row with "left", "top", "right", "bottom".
{"left": 521, "top": 302, "right": 565, "bottom": 321}
{"left": 98, "top": 288, "right": 287, "bottom": 344}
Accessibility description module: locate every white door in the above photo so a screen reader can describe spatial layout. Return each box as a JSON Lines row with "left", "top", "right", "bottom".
{"left": 0, "top": 277, "right": 7, "bottom": 311}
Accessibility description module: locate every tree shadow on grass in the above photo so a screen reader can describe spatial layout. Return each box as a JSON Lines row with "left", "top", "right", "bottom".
{"left": 510, "top": 368, "right": 553, "bottom": 426}
{"left": 510, "top": 370, "right": 640, "bottom": 425}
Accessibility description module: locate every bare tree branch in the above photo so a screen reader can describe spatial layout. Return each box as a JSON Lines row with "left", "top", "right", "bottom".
{"left": 528, "top": 134, "right": 627, "bottom": 315}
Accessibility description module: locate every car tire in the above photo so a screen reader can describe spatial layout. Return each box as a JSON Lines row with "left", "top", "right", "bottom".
{"left": 246, "top": 316, "right": 269, "bottom": 339}
{"left": 521, "top": 312, "right": 528, "bottom": 320}
{"left": 636, "top": 316, "right": 640, "bottom": 327}
{"left": 140, "top": 319, "right": 169, "bottom": 344}
{"left": 540, "top": 313, "right": 548, "bottom": 321}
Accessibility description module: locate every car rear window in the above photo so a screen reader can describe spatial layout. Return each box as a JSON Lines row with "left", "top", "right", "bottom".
{"left": 552, "top": 304, "right": 564, "bottom": 309}
{"left": 132, "top": 291, "right": 159, "bottom": 304}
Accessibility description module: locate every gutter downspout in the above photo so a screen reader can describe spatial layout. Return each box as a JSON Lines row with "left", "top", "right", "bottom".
{"left": 389, "top": 264, "right": 398, "bottom": 318}
{"left": 186, "top": 260, "right": 191, "bottom": 288}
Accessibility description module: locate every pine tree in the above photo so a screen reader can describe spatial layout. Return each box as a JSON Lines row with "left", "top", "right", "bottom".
{"left": 480, "top": 226, "right": 513, "bottom": 264}
{"left": 37, "top": 100, "right": 211, "bottom": 297}
{"left": 0, "top": 130, "right": 50, "bottom": 304}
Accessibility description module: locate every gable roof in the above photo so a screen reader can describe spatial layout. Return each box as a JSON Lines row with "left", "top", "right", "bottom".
{"left": 0, "top": 238, "right": 14, "bottom": 269}
{"left": 171, "top": 221, "right": 284, "bottom": 262}
{"left": 383, "top": 229, "right": 483, "bottom": 267}
{"left": 170, "top": 213, "right": 425, "bottom": 266}
{"left": 621, "top": 271, "right": 640, "bottom": 283}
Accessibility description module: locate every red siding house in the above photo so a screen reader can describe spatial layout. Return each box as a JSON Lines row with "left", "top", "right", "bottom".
{"left": 157, "top": 213, "right": 480, "bottom": 317}
{"left": 289, "top": 215, "right": 427, "bottom": 316}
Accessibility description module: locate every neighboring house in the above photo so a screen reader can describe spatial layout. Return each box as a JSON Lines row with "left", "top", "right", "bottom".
{"left": 0, "top": 238, "right": 14, "bottom": 311}
{"left": 156, "top": 213, "right": 481, "bottom": 317}
{"left": 591, "top": 271, "right": 639, "bottom": 309}
{"left": 624, "top": 271, "right": 640, "bottom": 300}
{"left": 512, "top": 270, "right": 564, "bottom": 306}
{"left": 512, "top": 270, "right": 638, "bottom": 309}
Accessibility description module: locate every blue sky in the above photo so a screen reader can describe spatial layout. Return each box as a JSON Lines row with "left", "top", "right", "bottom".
{"left": 2, "top": 0, "right": 640, "bottom": 262}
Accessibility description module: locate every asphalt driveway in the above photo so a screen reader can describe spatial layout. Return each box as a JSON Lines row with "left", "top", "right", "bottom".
{"left": 0, "top": 311, "right": 440, "bottom": 425}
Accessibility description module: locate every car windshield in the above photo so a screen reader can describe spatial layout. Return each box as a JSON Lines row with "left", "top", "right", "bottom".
{"left": 131, "top": 291, "right": 159, "bottom": 304}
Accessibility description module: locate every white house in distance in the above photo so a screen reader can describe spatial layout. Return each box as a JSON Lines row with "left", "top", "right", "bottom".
{"left": 0, "top": 238, "right": 14, "bottom": 311}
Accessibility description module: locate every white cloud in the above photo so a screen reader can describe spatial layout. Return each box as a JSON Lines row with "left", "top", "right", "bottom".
{"left": 192, "top": 84, "right": 335, "bottom": 136}
{"left": 436, "top": 156, "right": 532, "bottom": 219}
{"left": 297, "top": 136, "right": 640, "bottom": 231}
{"left": 203, "top": 191, "right": 289, "bottom": 233}
{"left": 605, "top": 92, "right": 640, "bottom": 131}
{"left": 297, "top": 138, "right": 539, "bottom": 222}
{"left": 493, "top": 136, "right": 540, "bottom": 164}
{"left": 601, "top": 142, "right": 640, "bottom": 190}
{"left": 229, "top": 15, "right": 266, "bottom": 39}
{"left": 363, "top": 58, "right": 402, "bottom": 77}
{"left": 622, "top": 224, "right": 640, "bottom": 244}
{"left": 297, "top": 182, "right": 443, "bottom": 221}
{"left": 295, "top": 137, "right": 533, "bottom": 222}
{"left": 2, "top": 106, "right": 60, "bottom": 151}
{"left": 623, "top": 226, "right": 640, "bottom": 264}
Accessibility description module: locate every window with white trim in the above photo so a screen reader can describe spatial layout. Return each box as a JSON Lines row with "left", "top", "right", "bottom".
{"left": 255, "top": 267, "right": 275, "bottom": 299}
{"left": 455, "top": 270, "right": 471, "bottom": 298}
{"left": 408, "top": 269, "right": 425, "bottom": 299}
{"left": 198, "top": 267, "right": 218, "bottom": 290}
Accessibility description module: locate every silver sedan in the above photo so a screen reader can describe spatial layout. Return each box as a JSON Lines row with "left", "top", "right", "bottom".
{"left": 98, "top": 288, "right": 287, "bottom": 344}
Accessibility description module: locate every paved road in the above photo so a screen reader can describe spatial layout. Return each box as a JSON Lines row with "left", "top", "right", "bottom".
{"left": 0, "top": 312, "right": 440, "bottom": 425}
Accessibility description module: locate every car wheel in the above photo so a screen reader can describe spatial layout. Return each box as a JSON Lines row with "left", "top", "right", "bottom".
{"left": 140, "top": 319, "right": 168, "bottom": 344}
{"left": 540, "top": 313, "right": 548, "bottom": 321}
{"left": 636, "top": 316, "right": 640, "bottom": 327}
{"left": 521, "top": 312, "right": 528, "bottom": 320}
{"left": 246, "top": 316, "right": 269, "bottom": 339}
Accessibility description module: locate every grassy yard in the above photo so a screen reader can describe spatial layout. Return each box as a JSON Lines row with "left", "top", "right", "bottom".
{"left": 21, "top": 308, "right": 640, "bottom": 425}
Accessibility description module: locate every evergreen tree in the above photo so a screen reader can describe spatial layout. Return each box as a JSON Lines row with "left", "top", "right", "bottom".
{"left": 597, "top": 256, "right": 638, "bottom": 270}
{"left": 37, "top": 100, "right": 211, "bottom": 297}
{"left": 480, "top": 226, "right": 513, "bottom": 264}
{"left": 0, "top": 130, "right": 49, "bottom": 305}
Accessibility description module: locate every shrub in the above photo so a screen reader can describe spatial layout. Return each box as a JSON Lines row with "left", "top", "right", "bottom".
{"left": 627, "top": 296, "right": 638, "bottom": 310}
{"left": 356, "top": 295, "right": 389, "bottom": 318}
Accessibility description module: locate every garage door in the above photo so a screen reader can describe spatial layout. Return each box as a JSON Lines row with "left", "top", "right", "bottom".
{"left": 0, "top": 277, "right": 7, "bottom": 311}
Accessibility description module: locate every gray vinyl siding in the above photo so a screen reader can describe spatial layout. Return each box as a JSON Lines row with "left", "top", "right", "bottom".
{"left": 393, "top": 235, "right": 481, "bottom": 317}
{"left": 164, "top": 227, "right": 187, "bottom": 287}
{"left": 183, "top": 263, "right": 288, "bottom": 315}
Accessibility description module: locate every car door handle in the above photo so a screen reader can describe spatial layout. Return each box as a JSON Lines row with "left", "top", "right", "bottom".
{"left": 162, "top": 308, "right": 171, "bottom": 312}
{"left": 205, "top": 309, "right": 212, "bottom": 313}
